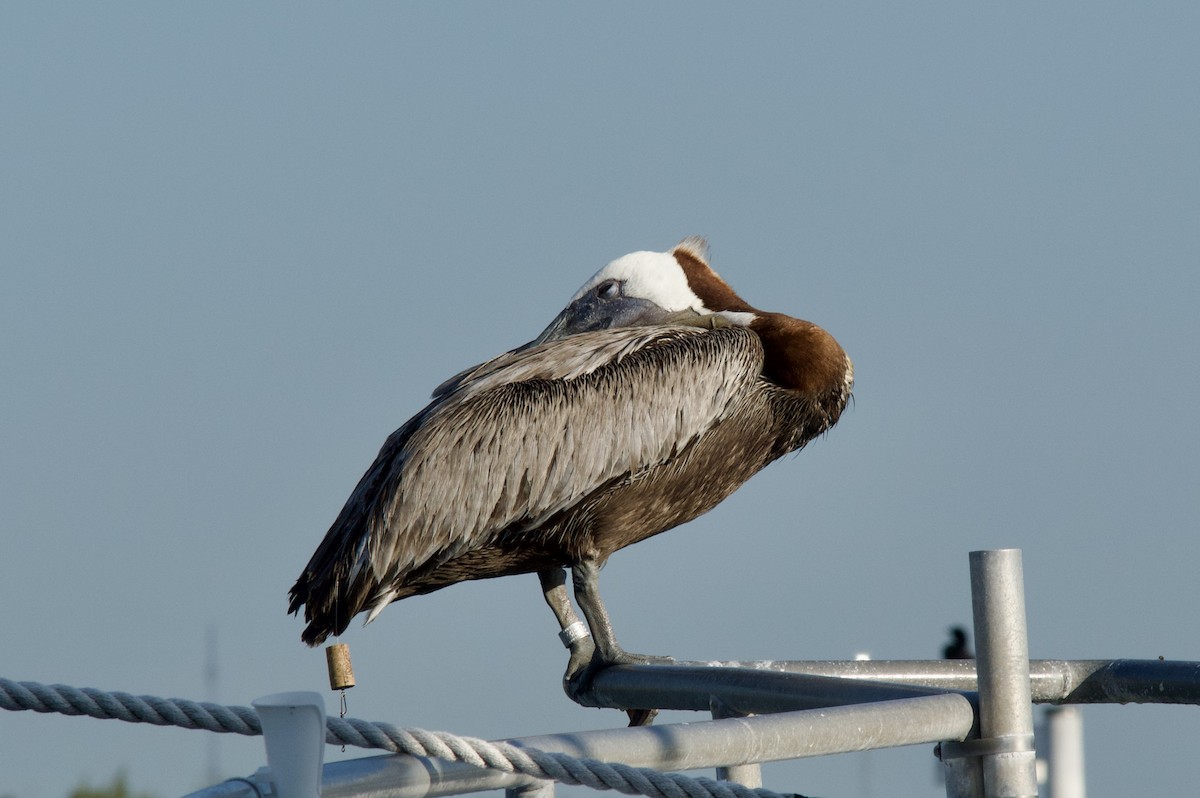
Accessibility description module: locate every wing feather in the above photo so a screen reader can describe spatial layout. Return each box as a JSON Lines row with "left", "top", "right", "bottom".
{"left": 292, "top": 323, "right": 764, "bottom": 640}
{"left": 367, "top": 325, "right": 763, "bottom": 580}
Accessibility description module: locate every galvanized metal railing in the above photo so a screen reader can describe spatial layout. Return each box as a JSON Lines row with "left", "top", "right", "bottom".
{"left": 204, "top": 549, "right": 1199, "bottom": 798}
{"left": 6, "top": 549, "right": 1200, "bottom": 798}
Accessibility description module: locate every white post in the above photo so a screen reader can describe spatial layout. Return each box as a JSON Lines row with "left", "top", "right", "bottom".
{"left": 253, "top": 691, "right": 327, "bottom": 798}
{"left": 1044, "top": 706, "right": 1085, "bottom": 798}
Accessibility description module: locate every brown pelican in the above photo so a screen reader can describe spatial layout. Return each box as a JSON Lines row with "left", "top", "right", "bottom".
{"left": 289, "top": 237, "right": 853, "bottom": 687}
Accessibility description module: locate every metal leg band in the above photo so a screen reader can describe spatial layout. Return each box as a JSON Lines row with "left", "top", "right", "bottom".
{"left": 558, "top": 621, "right": 590, "bottom": 648}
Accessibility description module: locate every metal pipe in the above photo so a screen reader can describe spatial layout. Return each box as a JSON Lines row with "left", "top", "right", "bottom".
{"left": 942, "top": 749, "right": 984, "bottom": 798}
{"left": 714, "top": 756, "right": 763, "bottom": 787}
{"left": 183, "top": 757, "right": 544, "bottom": 798}
{"left": 510, "top": 693, "right": 975, "bottom": 769}
{"left": 320, "top": 752, "right": 539, "bottom": 798}
{"left": 580, "top": 659, "right": 1200, "bottom": 707}
{"left": 969, "top": 549, "right": 1037, "bottom": 798}
{"left": 1032, "top": 659, "right": 1200, "bottom": 705}
{"left": 710, "top": 698, "right": 763, "bottom": 788}
{"left": 585, "top": 664, "right": 961, "bottom": 715}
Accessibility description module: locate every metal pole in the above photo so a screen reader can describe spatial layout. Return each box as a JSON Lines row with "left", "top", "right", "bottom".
{"left": 1044, "top": 706, "right": 1085, "bottom": 798}
{"left": 586, "top": 664, "right": 962, "bottom": 714}
{"left": 942, "top": 749, "right": 984, "bottom": 798}
{"left": 710, "top": 697, "right": 763, "bottom": 788}
{"left": 579, "top": 658, "right": 1200, "bottom": 710}
{"left": 511, "top": 692, "right": 974, "bottom": 768}
{"left": 969, "top": 549, "right": 1038, "bottom": 798}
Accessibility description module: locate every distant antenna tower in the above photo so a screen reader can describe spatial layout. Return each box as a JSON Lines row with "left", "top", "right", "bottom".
{"left": 204, "top": 626, "right": 221, "bottom": 783}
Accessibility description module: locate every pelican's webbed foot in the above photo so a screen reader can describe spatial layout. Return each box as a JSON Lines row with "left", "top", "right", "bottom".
{"left": 563, "top": 645, "right": 671, "bottom": 726}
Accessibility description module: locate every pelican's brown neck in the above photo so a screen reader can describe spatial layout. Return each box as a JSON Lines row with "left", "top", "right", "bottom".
{"left": 672, "top": 244, "right": 755, "bottom": 314}
{"left": 751, "top": 313, "right": 852, "bottom": 401}
{"left": 671, "top": 239, "right": 852, "bottom": 408}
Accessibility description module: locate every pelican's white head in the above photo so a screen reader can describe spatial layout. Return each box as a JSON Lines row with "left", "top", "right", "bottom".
{"left": 532, "top": 237, "right": 753, "bottom": 345}
{"left": 571, "top": 244, "right": 706, "bottom": 312}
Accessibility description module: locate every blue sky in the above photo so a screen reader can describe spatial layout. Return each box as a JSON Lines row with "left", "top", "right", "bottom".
{"left": 3, "top": 4, "right": 1198, "bottom": 797}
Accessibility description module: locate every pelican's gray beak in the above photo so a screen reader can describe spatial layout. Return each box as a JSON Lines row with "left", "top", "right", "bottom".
{"left": 530, "top": 303, "right": 577, "bottom": 347}
{"left": 530, "top": 293, "right": 679, "bottom": 347}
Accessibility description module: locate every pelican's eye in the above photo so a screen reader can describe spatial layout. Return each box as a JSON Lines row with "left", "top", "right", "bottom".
{"left": 594, "top": 279, "right": 621, "bottom": 300}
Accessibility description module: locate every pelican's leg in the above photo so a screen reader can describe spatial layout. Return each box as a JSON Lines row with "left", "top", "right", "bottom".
{"left": 538, "top": 568, "right": 594, "bottom": 680}
{"left": 569, "top": 560, "right": 625, "bottom": 662}
{"left": 571, "top": 559, "right": 675, "bottom": 664}
{"left": 568, "top": 559, "right": 669, "bottom": 725}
